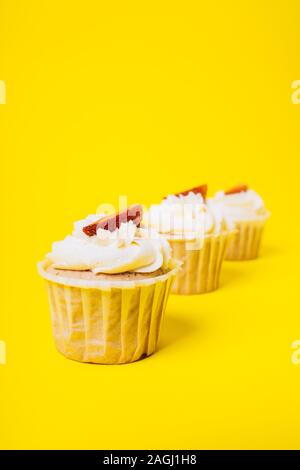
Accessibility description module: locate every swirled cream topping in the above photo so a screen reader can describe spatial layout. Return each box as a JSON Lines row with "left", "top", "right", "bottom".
{"left": 143, "top": 192, "right": 233, "bottom": 241}
{"left": 210, "top": 189, "right": 269, "bottom": 222}
{"left": 46, "top": 215, "right": 172, "bottom": 274}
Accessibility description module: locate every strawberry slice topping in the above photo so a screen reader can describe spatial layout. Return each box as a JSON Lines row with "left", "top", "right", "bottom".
{"left": 167, "top": 184, "right": 208, "bottom": 200}
{"left": 83, "top": 204, "right": 143, "bottom": 236}
{"left": 224, "top": 184, "right": 248, "bottom": 195}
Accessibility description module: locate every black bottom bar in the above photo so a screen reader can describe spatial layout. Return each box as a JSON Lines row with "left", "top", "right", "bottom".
{"left": 0, "top": 450, "right": 300, "bottom": 468}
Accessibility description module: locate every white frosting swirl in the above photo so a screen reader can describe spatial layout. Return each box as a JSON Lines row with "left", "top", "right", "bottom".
{"left": 210, "top": 189, "right": 269, "bottom": 222}
{"left": 143, "top": 192, "right": 232, "bottom": 241}
{"left": 47, "top": 216, "right": 172, "bottom": 274}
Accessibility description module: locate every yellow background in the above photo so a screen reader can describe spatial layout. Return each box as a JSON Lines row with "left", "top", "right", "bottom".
{"left": 0, "top": 0, "right": 300, "bottom": 450}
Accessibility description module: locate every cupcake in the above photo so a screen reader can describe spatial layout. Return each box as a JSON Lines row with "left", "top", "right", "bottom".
{"left": 210, "top": 184, "right": 270, "bottom": 260}
{"left": 143, "top": 186, "right": 234, "bottom": 295}
{"left": 38, "top": 205, "right": 178, "bottom": 364}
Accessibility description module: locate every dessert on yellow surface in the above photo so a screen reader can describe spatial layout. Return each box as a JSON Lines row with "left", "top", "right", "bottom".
{"left": 38, "top": 205, "right": 178, "bottom": 364}
{"left": 143, "top": 186, "right": 234, "bottom": 295}
{"left": 210, "top": 184, "right": 270, "bottom": 260}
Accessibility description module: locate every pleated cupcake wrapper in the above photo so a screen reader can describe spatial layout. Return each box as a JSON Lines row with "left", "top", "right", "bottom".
{"left": 169, "top": 232, "right": 232, "bottom": 295}
{"left": 38, "top": 261, "right": 178, "bottom": 364}
{"left": 225, "top": 218, "right": 268, "bottom": 261}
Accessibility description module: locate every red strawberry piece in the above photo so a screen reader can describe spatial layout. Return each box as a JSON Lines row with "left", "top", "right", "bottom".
{"left": 167, "top": 184, "right": 208, "bottom": 200}
{"left": 83, "top": 204, "right": 143, "bottom": 236}
{"left": 224, "top": 184, "right": 248, "bottom": 195}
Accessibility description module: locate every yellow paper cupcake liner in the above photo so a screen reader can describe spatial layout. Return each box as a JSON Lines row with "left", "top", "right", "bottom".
{"left": 38, "top": 261, "right": 178, "bottom": 364}
{"left": 169, "top": 232, "right": 231, "bottom": 295}
{"left": 225, "top": 219, "right": 267, "bottom": 260}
